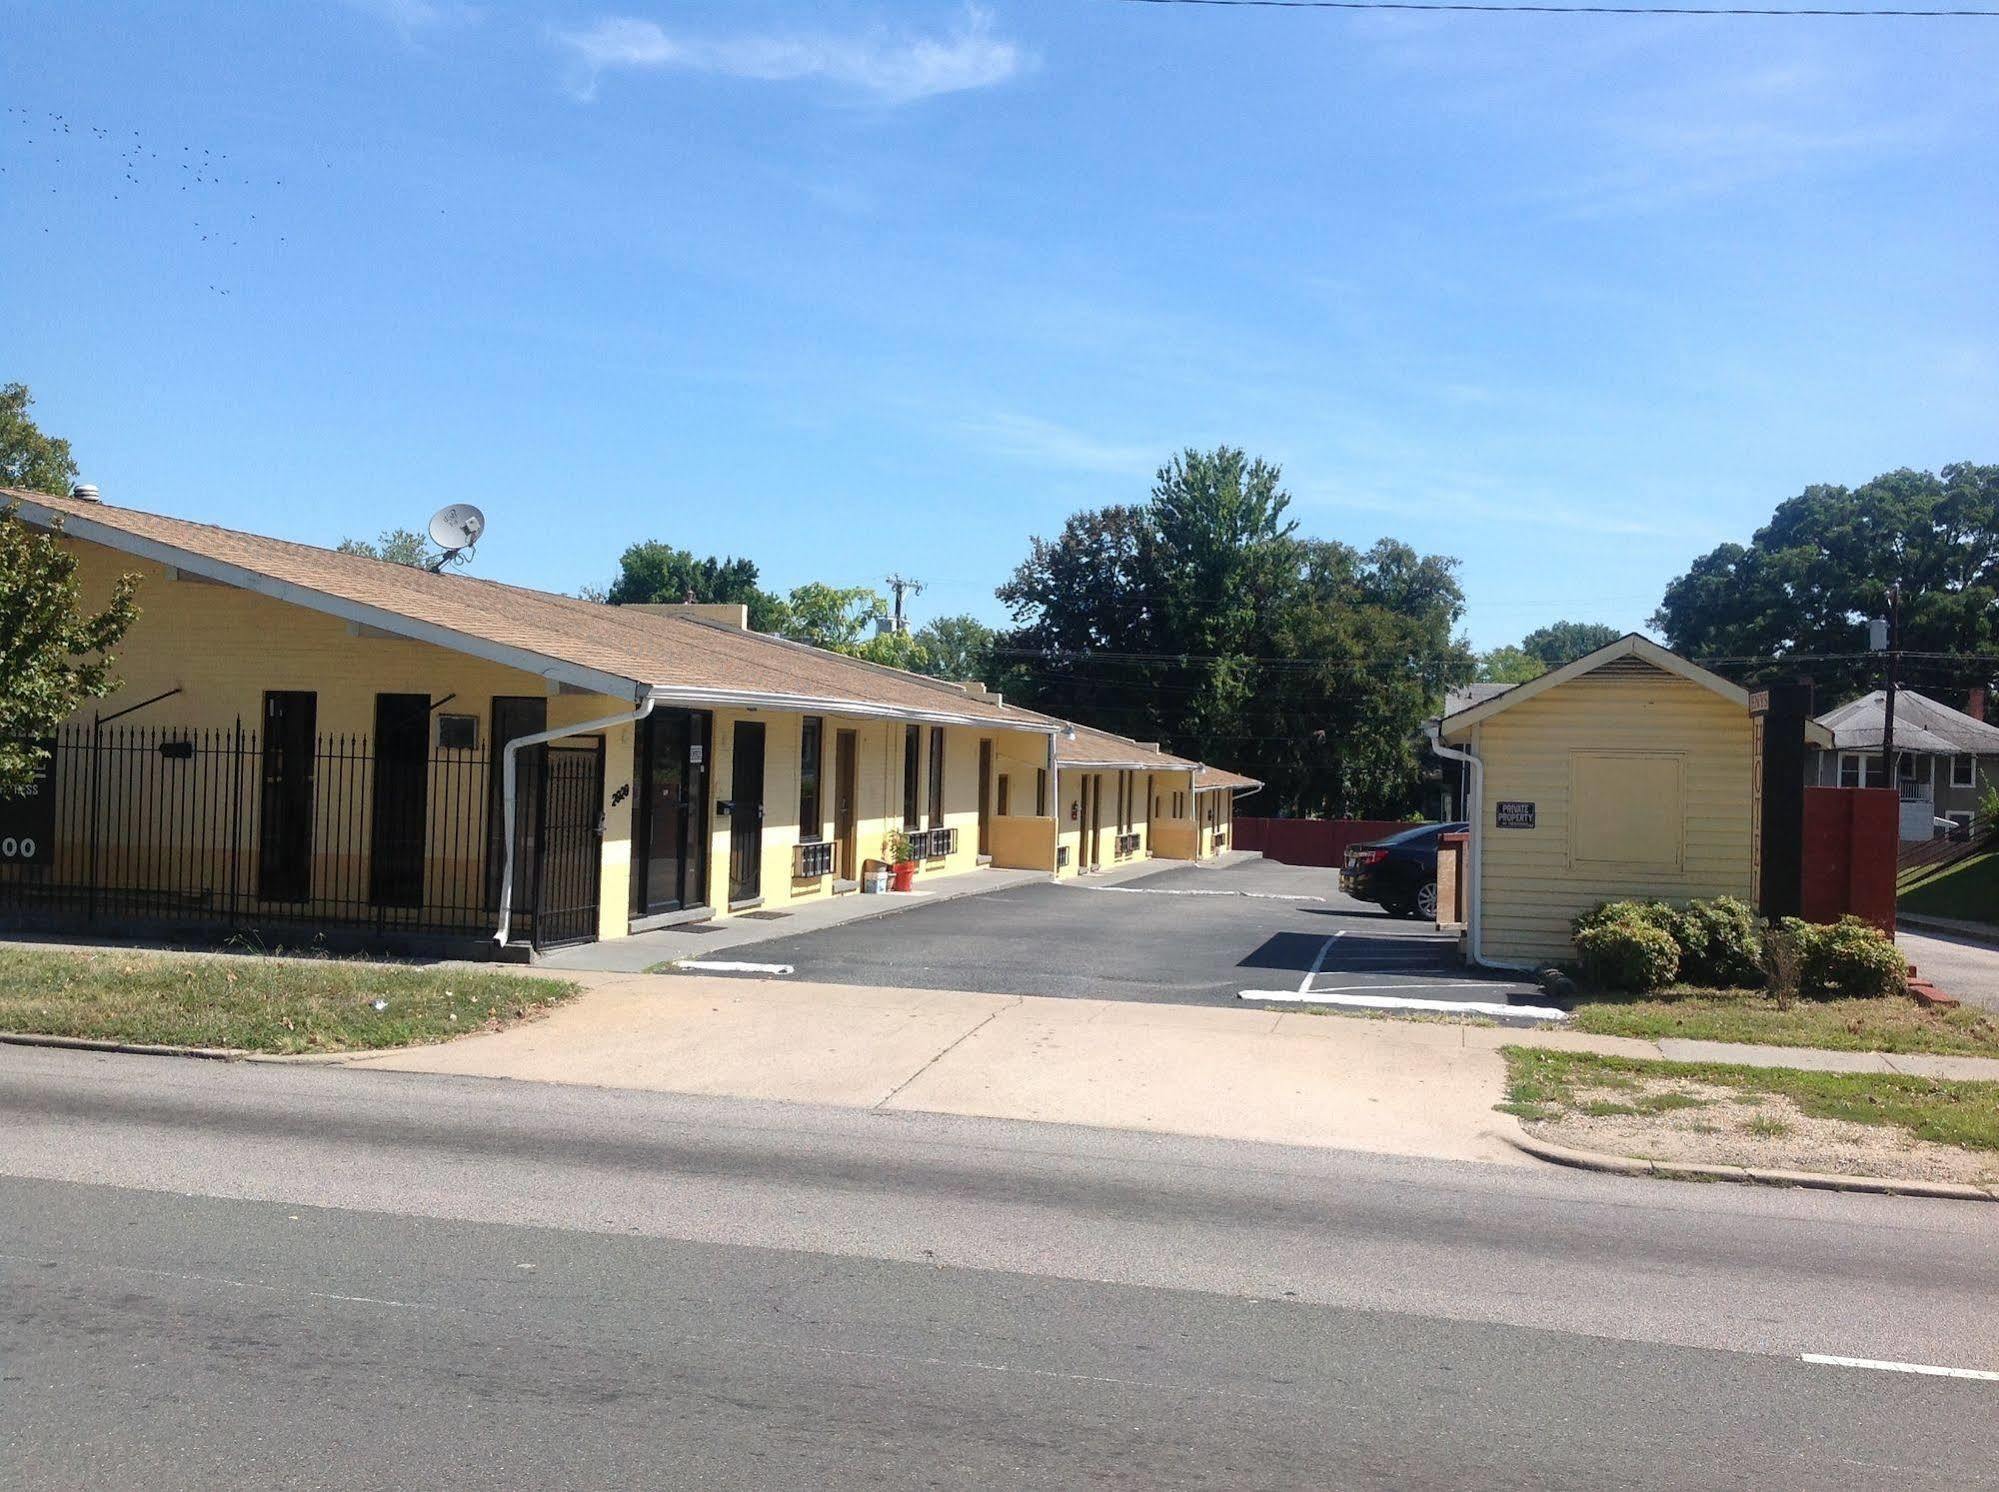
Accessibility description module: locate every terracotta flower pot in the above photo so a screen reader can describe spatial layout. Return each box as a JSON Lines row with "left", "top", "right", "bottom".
{"left": 890, "top": 860, "right": 918, "bottom": 892}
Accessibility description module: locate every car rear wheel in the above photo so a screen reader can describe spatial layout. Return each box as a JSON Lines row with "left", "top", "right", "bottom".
{"left": 1414, "top": 880, "right": 1439, "bottom": 921}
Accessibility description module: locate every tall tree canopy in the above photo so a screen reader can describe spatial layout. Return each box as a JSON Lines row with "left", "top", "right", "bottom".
{"left": 1520, "top": 621, "right": 1621, "bottom": 670}
{"left": 603, "top": 540, "right": 790, "bottom": 633}
{"left": 997, "top": 447, "right": 1470, "bottom": 816}
{"left": 1652, "top": 464, "right": 1999, "bottom": 701}
{"left": 1, "top": 384, "right": 79, "bottom": 496}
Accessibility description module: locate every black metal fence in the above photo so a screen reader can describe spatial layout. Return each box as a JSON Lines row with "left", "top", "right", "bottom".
{"left": 0, "top": 722, "right": 594, "bottom": 948}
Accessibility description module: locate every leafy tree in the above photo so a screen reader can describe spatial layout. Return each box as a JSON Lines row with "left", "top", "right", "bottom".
{"left": 996, "top": 447, "right": 1471, "bottom": 815}
{"left": 911, "top": 614, "right": 997, "bottom": 683}
{"left": 1476, "top": 645, "right": 1545, "bottom": 684}
{"left": 0, "top": 384, "right": 79, "bottom": 496}
{"left": 336, "top": 528, "right": 435, "bottom": 567}
{"left": 603, "top": 540, "right": 788, "bottom": 631}
{"left": 1653, "top": 464, "right": 1999, "bottom": 700}
{"left": 1519, "top": 621, "right": 1621, "bottom": 670}
{"left": 1, "top": 503, "right": 140, "bottom": 793}
{"left": 843, "top": 629, "right": 934, "bottom": 672}
{"left": 782, "top": 582, "right": 887, "bottom": 650}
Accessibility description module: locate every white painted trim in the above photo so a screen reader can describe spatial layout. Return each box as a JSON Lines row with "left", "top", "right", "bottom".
{"left": 646, "top": 685, "right": 1056, "bottom": 735}
{"left": 671, "top": 959, "right": 796, "bottom": 976}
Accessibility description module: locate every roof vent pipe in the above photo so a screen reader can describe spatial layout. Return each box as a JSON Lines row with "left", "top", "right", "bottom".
{"left": 70, "top": 483, "right": 100, "bottom": 503}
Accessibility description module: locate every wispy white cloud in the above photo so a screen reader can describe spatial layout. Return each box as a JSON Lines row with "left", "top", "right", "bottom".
{"left": 963, "top": 413, "right": 1160, "bottom": 476}
{"left": 554, "top": 7, "right": 1025, "bottom": 104}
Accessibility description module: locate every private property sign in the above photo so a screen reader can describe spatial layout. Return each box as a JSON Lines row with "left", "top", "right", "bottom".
{"left": 1494, "top": 800, "right": 1536, "bottom": 829}
{"left": 0, "top": 748, "right": 56, "bottom": 865}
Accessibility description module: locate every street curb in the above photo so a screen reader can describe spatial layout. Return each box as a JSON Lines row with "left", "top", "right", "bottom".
{"left": 0, "top": 1030, "right": 245, "bottom": 1061}
{"left": 1496, "top": 1128, "right": 1999, "bottom": 1202}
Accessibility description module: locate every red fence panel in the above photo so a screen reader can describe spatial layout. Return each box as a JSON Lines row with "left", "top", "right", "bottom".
{"left": 1234, "top": 818, "right": 1412, "bottom": 869}
{"left": 1800, "top": 787, "right": 1899, "bottom": 933}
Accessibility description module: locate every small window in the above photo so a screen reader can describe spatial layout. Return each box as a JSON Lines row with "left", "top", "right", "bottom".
{"left": 903, "top": 725, "right": 921, "bottom": 830}
{"left": 1035, "top": 767, "right": 1047, "bottom": 817}
{"left": 798, "top": 717, "right": 823, "bottom": 842}
{"left": 1953, "top": 754, "right": 1977, "bottom": 788}
{"left": 438, "top": 713, "right": 479, "bottom": 751}
{"left": 997, "top": 775, "right": 1012, "bottom": 816}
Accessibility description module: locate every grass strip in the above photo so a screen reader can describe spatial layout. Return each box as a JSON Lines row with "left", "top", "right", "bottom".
{"left": 0, "top": 946, "right": 578, "bottom": 1055}
{"left": 1569, "top": 986, "right": 1999, "bottom": 1057}
{"left": 1500, "top": 1046, "right": 1999, "bottom": 1153}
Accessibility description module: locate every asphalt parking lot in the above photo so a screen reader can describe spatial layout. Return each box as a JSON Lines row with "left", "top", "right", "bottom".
{"left": 664, "top": 858, "right": 1552, "bottom": 1013}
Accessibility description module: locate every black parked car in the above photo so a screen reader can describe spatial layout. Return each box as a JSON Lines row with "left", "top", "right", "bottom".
{"left": 1340, "top": 821, "right": 1467, "bottom": 920}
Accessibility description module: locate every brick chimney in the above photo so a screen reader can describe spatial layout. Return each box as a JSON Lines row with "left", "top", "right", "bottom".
{"left": 1969, "top": 685, "right": 1987, "bottom": 722}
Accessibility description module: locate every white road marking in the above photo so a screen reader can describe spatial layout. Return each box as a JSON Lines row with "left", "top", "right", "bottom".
{"left": 1239, "top": 989, "right": 1570, "bottom": 1020}
{"left": 1067, "top": 884, "right": 1324, "bottom": 902}
{"left": 1801, "top": 1354, "right": 1999, "bottom": 1382}
{"left": 1299, "top": 932, "right": 1345, "bottom": 994}
{"left": 672, "top": 960, "right": 796, "bottom": 976}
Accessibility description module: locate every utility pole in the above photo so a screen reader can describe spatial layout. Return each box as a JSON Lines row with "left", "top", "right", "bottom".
{"left": 1876, "top": 584, "right": 1901, "bottom": 791}
{"left": 884, "top": 573, "right": 925, "bottom": 634}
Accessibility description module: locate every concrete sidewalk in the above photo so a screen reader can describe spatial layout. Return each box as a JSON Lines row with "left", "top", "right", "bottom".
{"left": 350, "top": 974, "right": 1532, "bottom": 1164}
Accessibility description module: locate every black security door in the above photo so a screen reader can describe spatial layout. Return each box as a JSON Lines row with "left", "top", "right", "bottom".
{"left": 726, "top": 721, "right": 765, "bottom": 904}
{"left": 532, "top": 738, "right": 604, "bottom": 947}
{"left": 370, "top": 693, "right": 429, "bottom": 909}
{"left": 634, "top": 709, "right": 709, "bottom": 915}
{"left": 258, "top": 691, "right": 317, "bottom": 902}
{"left": 486, "top": 696, "right": 547, "bottom": 914}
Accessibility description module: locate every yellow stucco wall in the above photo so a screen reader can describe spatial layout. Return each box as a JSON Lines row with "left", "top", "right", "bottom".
{"left": 56, "top": 537, "right": 635, "bottom": 941}
{"left": 701, "top": 713, "right": 1050, "bottom": 913}
{"left": 1471, "top": 670, "right": 1754, "bottom": 964}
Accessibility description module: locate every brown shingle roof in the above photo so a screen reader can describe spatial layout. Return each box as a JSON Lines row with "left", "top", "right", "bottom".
{"left": 1195, "top": 766, "right": 1262, "bottom": 791}
{"left": 5, "top": 488, "right": 1043, "bottom": 730}
{"left": 1050, "top": 720, "right": 1199, "bottom": 771}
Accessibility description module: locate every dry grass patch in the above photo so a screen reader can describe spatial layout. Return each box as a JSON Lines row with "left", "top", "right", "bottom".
{"left": 0, "top": 946, "right": 578, "bottom": 1055}
{"left": 1569, "top": 986, "right": 1999, "bottom": 1057}
{"left": 1502, "top": 1047, "right": 1999, "bottom": 1186}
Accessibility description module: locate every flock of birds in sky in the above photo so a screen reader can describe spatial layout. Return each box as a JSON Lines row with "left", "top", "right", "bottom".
{"left": 2, "top": 104, "right": 308, "bottom": 297}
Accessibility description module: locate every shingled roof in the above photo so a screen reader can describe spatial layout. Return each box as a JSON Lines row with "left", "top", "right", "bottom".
{"left": 5, "top": 487, "right": 1045, "bottom": 731}
{"left": 1817, "top": 689, "right": 1999, "bottom": 756}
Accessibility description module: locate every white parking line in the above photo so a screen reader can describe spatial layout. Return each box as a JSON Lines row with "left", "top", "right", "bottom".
{"left": 1299, "top": 932, "right": 1344, "bottom": 994}
{"left": 1067, "top": 885, "right": 1324, "bottom": 902}
{"left": 1801, "top": 1354, "right": 1999, "bottom": 1382}
{"left": 672, "top": 960, "right": 795, "bottom": 976}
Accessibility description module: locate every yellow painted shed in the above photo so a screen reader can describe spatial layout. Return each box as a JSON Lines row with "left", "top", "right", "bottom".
{"left": 1436, "top": 635, "right": 1827, "bottom": 968}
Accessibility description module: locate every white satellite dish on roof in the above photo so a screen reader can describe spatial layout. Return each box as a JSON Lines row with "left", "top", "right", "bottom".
{"left": 424, "top": 503, "right": 485, "bottom": 572}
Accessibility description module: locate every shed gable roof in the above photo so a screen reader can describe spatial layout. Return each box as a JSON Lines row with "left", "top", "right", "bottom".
{"left": 1440, "top": 633, "right": 1833, "bottom": 746}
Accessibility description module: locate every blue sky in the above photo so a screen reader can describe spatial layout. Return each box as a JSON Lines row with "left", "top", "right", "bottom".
{"left": 3, "top": 0, "right": 1994, "bottom": 650}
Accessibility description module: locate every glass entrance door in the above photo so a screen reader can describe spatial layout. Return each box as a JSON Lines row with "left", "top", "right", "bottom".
{"left": 634, "top": 709, "right": 709, "bottom": 916}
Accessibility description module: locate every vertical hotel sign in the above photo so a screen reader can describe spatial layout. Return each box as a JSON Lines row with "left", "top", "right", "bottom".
{"left": 0, "top": 742, "right": 57, "bottom": 865}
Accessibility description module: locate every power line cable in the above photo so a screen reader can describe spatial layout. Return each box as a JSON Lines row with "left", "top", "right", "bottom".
{"left": 1113, "top": 0, "right": 1998, "bottom": 16}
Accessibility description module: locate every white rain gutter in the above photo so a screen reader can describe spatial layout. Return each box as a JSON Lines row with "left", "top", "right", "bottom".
{"left": 493, "top": 694, "right": 656, "bottom": 947}
{"left": 1426, "top": 722, "right": 1539, "bottom": 973}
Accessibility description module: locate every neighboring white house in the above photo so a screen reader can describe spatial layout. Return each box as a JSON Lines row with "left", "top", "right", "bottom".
{"left": 1811, "top": 688, "right": 1999, "bottom": 840}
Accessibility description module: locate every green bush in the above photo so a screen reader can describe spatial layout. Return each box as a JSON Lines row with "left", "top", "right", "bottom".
{"left": 1572, "top": 897, "right": 1765, "bottom": 989}
{"left": 1780, "top": 915, "right": 1907, "bottom": 1001}
{"left": 1669, "top": 897, "right": 1764, "bottom": 988}
{"left": 1574, "top": 917, "right": 1681, "bottom": 992}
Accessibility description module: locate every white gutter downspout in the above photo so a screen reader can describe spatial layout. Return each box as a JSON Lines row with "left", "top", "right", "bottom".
{"left": 1426, "top": 722, "right": 1538, "bottom": 973}
{"left": 493, "top": 693, "right": 656, "bottom": 947}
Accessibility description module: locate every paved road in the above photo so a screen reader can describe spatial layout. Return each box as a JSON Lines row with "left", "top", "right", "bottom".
{"left": 3, "top": 1046, "right": 1995, "bottom": 1489}
{"left": 1899, "top": 926, "right": 1999, "bottom": 1012}
{"left": 668, "top": 858, "right": 1547, "bottom": 1010}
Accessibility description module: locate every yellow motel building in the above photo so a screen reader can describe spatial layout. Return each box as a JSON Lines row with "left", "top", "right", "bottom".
{"left": 1, "top": 488, "right": 1257, "bottom": 954}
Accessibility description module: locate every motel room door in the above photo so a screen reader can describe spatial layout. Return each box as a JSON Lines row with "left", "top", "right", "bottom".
{"left": 726, "top": 721, "right": 765, "bottom": 906}
{"left": 634, "top": 709, "right": 710, "bottom": 917}
{"left": 833, "top": 729, "right": 859, "bottom": 882}
{"left": 369, "top": 693, "right": 430, "bottom": 910}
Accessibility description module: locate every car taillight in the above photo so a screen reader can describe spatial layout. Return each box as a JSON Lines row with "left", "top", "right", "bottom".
{"left": 1352, "top": 849, "right": 1387, "bottom": 868}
